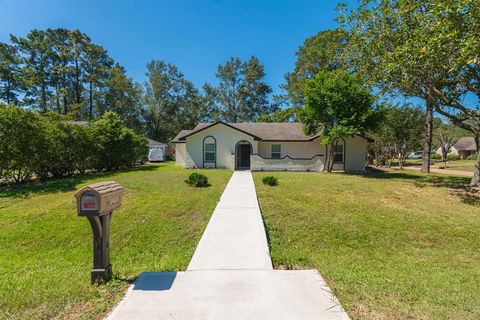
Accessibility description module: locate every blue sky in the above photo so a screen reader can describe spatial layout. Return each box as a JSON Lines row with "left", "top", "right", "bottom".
{"left": 0, "top": 0, "right": 354, "bottom": 95}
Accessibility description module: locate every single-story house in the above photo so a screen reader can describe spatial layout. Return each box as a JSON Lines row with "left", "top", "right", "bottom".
{"left": 435, "top": 137, "right": 477, "bottom": 159}
{"left": 171, "top": 122, "right": 370, "bottom": 172}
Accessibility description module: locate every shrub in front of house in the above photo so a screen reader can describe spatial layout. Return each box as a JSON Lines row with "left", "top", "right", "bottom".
{"left": 467, "top": 154, "right": 477, "bottom": 160}
{"left": 430, "top": 153, "right": 442, "bottom": 160}
{"left": 262, "top": 176, "right": 278, "bottom": 186}
{"left": 186, "top": 172, "right": 209, "bottom": 187}
{"left": 447, "top": 153, "right": 461, "bottom": 161}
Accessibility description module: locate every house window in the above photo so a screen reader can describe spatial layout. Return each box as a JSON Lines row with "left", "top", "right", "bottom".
{"left": 333, "top": 143, "right": 344, "bottom": 163}
{"left": 271, "top": 144, "right": 281, "bottom": 159}
{"left": 203, "top": 136, "right": 216, "bottom": 164}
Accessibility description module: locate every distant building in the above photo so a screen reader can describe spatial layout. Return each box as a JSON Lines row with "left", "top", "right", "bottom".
{"left": 148, "top": 139, "right": 168, "bottom": 162}
{"left": 436, "top": 137, "right": 476, "bottom": 159}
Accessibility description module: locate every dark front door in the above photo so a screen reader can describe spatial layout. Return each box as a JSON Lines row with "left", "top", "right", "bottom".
{"left": 237, "top": 144, "right": 251, "bottom": 169}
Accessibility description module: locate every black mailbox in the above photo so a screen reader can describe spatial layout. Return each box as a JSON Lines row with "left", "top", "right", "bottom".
{"left": 75, "top": 181, "right": 123, "bottom": 284}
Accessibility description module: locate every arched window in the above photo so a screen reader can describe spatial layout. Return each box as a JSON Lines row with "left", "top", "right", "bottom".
{"left": 203, "top": 136, "right": 216, "bottom": 167}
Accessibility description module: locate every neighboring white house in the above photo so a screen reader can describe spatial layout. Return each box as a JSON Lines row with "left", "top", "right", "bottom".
{"left": 171, "top": 122, "right": 370, "bottom": 172}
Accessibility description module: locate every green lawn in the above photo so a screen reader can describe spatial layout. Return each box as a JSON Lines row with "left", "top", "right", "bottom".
{"left": 0, "top": 162, "right": 231, "bottom": 320}
{"left": 433, "top": 159, "right": 476, "bottom": 172}
{"left": 254, "top": 170, "right": 480, "bottom": 319}
{"left": 404, "top": 159, "right": 475, "bottom": 172}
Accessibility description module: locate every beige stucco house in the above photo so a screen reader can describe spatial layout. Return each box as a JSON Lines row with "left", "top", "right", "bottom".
{"left": 171, "top": 122, "right": 370, "bottom": 172}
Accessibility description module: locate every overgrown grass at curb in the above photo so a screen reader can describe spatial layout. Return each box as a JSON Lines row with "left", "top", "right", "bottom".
{"left": 254, "top": 170, "right": 480, "bottom": 319}
{"left": 0, "top": 162, "right": 231, "bottom": 319}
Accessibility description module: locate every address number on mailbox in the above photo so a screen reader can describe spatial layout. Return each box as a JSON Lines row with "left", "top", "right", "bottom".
{"left": 81, "top": 192, "right": 98, "bottom": 212}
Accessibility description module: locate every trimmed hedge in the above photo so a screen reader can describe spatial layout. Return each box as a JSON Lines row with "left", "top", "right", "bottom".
{"left": 0, "top": 107, "right": 148, "bottom": 184}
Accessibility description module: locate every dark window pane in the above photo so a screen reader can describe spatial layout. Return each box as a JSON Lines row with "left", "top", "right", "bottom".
{"left": 334, "top": 153, "right": 343, "bottom": 163}
{"left": 271, "top": 152, "right": 281, "bottom": 159}
{"left": 205, "top": 152, "right": 215, "bottom": 161}
{"left": 205, "top": 143, "right": 215, "bottom": 152}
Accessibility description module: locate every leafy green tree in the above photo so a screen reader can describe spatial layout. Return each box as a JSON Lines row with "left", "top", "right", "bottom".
{"left": 5, "top": 28, "right": 139, "bottom": 128}
{"left": 0, "top": 43, "right": 22, "bottom": 104}
{"left": 90, "top": 112, "right": 147, "bottom": 171}
{"left": 144, "top": 60, "right": 205, "bottom": 142}
{"left": 0, "top": 108, "right": 147, "bottom": 183}
{"left": 373, "top": 104, "right": 424, "bottom": 169}
{"left": 257, "top": 107, "right": 299, "bottom": 123}
{"left": 103, "top": 65, "right": 144, "bottom": 132}
{"left": 11, "top": 30, "right": 52, "bottom": 112}
{"left": 433, "top": 120, "right": 470, "bottom": 166}
{"left": 340, "top": 0, "right": 480, "bottom": 183}
{"left": 301, "top": 69, "right": 380, "bottom": 171}
{"left": 0, "top": 106, "right": 44, "bottom": 182}
{"left": 46, "top": 28, "right": 92, "bottom": 115}
{"left": 82, "top": 43, "right": 113, "bottom": 119}
{"left": 203, "top": 56, "right": 274, "bottom": 122}
{"left": 284, "top": 29, "right": 348, "bottom": 105}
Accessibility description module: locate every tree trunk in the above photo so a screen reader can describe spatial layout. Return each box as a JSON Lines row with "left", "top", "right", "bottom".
{"left": 470, "top": 136, "right": 480, "bottom": 186}
{"left": 6, "top": 79, "right": 11, "bottom": 104}
{"left": 329, "top": 141, "right": 336, "bottom": 172}
{"left": 63, "top": 95, "right": 68, "bottom": 115}
{"left": 323, "top": 144, "right": 329, "bottom": 172}
{"left": 89, "top": 82, "right": 94, "bottom": 120}
{"left": 325, "top": 140, "right": 338, "bottom": 172}
{"left": 399, "top": 152, "right": 403, "bottom": 170}
{"left": 74, "top": 59, "right": 81, "bottom": 104}
{"left": 323, "top": 143, "right": 334, "bottom": 172}
{"left": 421, "top": 98, "right": 434, "bottom": 173}
{"left": 41, "top": 85, "right": 47, "bottom": 113}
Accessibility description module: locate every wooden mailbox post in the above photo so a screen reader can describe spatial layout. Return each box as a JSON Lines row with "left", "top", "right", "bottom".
{"left": 75, "top": 181, "right": 123, "bottom": 284}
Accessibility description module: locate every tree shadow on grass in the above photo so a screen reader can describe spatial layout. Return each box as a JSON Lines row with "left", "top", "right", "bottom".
{"left": 0, "top": 164, "right": 159, "bottom": 199}
{"left": 360, "top": 167, "right": 471, "bottom": 185}
{"left": 341, "top": 168, "right": 479, "bottom": 206}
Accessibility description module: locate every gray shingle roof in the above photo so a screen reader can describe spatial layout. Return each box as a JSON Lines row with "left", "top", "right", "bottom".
{"left": 453, "top": 137, "right": 476, "bottom": 151}
{"left": 171, "top": 129, "right": 193, "bottom": 143}
{"left": 148, "top": 139, "right": 167, "bottom": 147}
{"left": 171, "top": 122, "right": 320, "bottom": 142}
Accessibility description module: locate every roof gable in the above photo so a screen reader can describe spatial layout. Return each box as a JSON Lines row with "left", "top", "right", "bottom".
{"left": 178, "top": 122, "right": 262, "bottom": 141}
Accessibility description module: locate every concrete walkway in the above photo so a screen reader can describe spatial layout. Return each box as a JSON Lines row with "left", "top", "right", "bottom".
{"left": 187, "top": 171, "right": 272, "bottom": 270}
{"left": 107, "top": 171, "right": 349, "bottom": 320}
